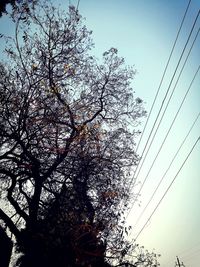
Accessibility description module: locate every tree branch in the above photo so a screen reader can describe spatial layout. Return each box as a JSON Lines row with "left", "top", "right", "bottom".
{"left": 0, "top": 208, "right": 21, "bottom": 240}
{"left": 6, "top": 171, "right": 29, "bottom": 222}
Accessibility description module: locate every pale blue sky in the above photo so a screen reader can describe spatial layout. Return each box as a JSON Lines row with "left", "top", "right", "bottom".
{"left": 0, "top": 1, "right": 199, "bottom": 266}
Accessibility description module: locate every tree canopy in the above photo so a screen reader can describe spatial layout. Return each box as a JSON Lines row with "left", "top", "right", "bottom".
{"left": 0, "top": 2, "right": 159, "bottom": 267}
{"left": 0, "top": 0, "right": 16, "bottom": 16}
{"left": 0, "top": 0, "right": 37, "bottom": 17}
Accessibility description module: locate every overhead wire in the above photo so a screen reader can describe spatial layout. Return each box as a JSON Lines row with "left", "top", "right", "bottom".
{"left": 135, "top": 0, "right": 192, "bottom": 154}
{"left": 132, "top": 9, "right": 200, "bottom": 186}
{"left": 131, "top": 2, "right": 195, "bottom": 191}
{"left": 128, "top": 9, "right": 200, "bottom": 195}
{"left": 126, "top": 63, "right": 200, "bottom": 219}
{"left": 132, "top": 136, "right": 200, "bottom": 241}
{"left": 133, "top": 110, "right": 200, "bottom": 228}
{"left": 126, "top": 32, "right": 200, "bottom": 217}
{"left": 123, "top": 0, "right": 193, "bottom": 217}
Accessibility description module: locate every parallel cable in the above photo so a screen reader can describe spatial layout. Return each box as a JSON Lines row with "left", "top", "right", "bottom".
{"left": 135, "top": 0, "right": 192, "bottom": 154}
{"left": 133, "top": 10, "right": 200, "bottom": 183}
{"left": 127, "top": 58, "right": 200, "bottom": 216}
{"left": 126, "top": 62, "right": 200, "bottom": 219}
{"left": 133, "top": 111, "right": 200, "bottom": 228}
{"left": 126, "top": 29, "right": 200, "bottom": 219}
{"left": 133, "top": 136, "right": 200, "bottom": 241}
{"left": 123, "top": 0, "right": 192, "bottom": 214}
{"left": 128, "top": 10, "right": 200, "bottom": 193}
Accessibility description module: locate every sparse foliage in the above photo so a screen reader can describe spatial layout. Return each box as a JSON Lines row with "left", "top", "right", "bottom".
{"left": 0, "top": 0, "right": 37, "bottom": 17}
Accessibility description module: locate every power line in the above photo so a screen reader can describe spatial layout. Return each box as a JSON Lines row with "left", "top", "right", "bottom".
{"left": 126, "top": 22, "right": 200, "bottom": 216}
{"left": 134, "top": 23, "right": 200, "bottom": 184}
{"left": 135, "top": 0, "right": 192, "bottom": 154}
{"left": 133, "top": 111, "right": 200, "bottom": 228}
{"left": 123, "top": 0, "right": 192, "bottom": 213}
{"left": 127, "top": 61, "right": 200, "bottom": 216}
{"left": 132, "top": 136, "right": 200, "bottom": 241}
{"left": 133, "top": 10, "right": 200, "bottom": 185}
{"left": 128, "top": 9, "right": 200, "bottom": 194}
{"left": 131, "top": 10, "right": 200, "bottom": 191}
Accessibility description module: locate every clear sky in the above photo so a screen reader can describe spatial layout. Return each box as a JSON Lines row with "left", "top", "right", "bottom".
{"left": 0, "top": 1, "right": 199, "bottom": 266}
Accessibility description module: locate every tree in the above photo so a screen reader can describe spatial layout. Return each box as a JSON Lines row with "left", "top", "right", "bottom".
{"left": 0, "top": 2, "right": 158, "bottom": 266}
{"left": 0, "top": 225, "right": 13, "bottom": 267}
{"left": 0, "top": 0, "right": 37, "bottom": 17}
{"left": 0, "top": 0, "right": 17, "bottom": 16}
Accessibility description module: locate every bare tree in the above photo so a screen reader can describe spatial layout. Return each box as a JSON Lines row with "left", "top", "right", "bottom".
{"left": 0, "top": 2, "right": 159, "bottom": 266}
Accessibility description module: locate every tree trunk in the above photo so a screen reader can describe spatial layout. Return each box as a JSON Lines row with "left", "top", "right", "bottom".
{"left": 0, "top": 226, "right": 13, "bottom": 267}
